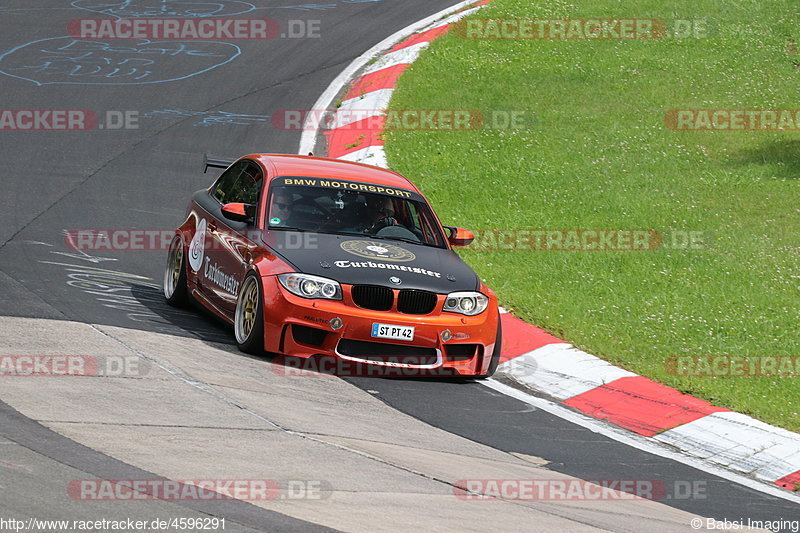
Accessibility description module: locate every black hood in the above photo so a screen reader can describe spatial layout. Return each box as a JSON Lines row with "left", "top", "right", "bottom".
{"left": 265, "top": 231, "right": 479, "bottom": 293}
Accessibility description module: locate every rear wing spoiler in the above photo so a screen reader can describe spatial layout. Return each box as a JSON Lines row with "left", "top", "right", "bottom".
{"left": 203, "top": 154, "right": 235, "bottom": 173}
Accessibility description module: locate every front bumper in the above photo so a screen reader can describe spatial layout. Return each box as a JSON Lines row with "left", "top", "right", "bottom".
{"left": 261, "top": 276, "right": 499, "bottom": 377}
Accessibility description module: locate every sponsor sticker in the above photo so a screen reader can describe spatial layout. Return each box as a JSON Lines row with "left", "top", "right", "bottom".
{"left": 278, "top": 177, "right": 417, "bottom": 199}
{"left": 188, "top": 219, "right": 206, "bottom": 272}
{"left": 203, "top": 258, "right": 240, "bottom": 296}
{"left": 333, "top": 260, "right": 442, "bottom": 278}
{"left": 340, "top": 240, "right": 416, "bottom": 262}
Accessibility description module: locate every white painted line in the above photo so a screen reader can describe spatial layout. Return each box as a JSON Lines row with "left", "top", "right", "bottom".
{"left": 427, "top": 5, "right": 484, "bottom": 30}
{"left": 363, "top": 42, "right": 430, "bottom": 75}
{"left": 331, "top": 89, "right": 395, "bottom": 129}
{"left": 298, "top": 0, "right": 484, "bottom": 156}
{"left": 481, "top": 379, "right": 800, "bottom": 504}
{"left": 656, "top": 412, "right": 800, "bottom": 483}
{"left": 497, "top": 343, "right": 638, "bottom": 401}
{"left": 337, "top": 145, "right": 389, "bottom": 169}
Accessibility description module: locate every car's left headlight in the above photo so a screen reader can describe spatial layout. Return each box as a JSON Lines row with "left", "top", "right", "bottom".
{"left": 443, "top": 291, "right": 489, "bottom": 316}
{"left": 278, "top": 273, "right": 342, "bottom": 300}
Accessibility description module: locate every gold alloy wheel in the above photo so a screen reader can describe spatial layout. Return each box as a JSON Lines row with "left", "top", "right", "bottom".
{"left": 235, "top": 277, "right": 259, "bottom": 343}
{"left": 170, "top": 245, "right": 182, "bottom": 294}
{"left": 164, "top": 238, "right": 182, "bottom": 298}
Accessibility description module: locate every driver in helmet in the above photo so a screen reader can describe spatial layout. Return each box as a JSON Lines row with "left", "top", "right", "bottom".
{"left": 363, "top": 195, "right": 398, "bottom": 234}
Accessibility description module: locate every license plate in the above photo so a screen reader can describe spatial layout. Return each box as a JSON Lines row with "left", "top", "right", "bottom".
{"left": 371, "top": 323, "right": 415, "bottom": 341}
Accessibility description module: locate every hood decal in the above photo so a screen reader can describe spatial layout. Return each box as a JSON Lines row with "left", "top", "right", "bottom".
{"left": 334, "top": 260, "right": 441, "bottom": 278}
{"left": 265, "top": 232, "right": 478, "bottom": 293}
{"left": 340, "top": 240, "right": 416, "bottom": 262}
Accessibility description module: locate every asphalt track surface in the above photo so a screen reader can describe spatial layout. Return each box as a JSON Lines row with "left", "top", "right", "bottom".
{"left": 0, "top": 1, "right": 798, "bottom": 531}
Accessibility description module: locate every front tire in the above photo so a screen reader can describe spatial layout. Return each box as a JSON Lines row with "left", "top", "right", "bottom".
{"left": 476, "top": 317, "right": 502, "bottom": 379}
{"left": 234, "top": 274, "right": 265, "bottom": 354}
{"left": 164, "top": 235, "right": 188, "bottom": 307}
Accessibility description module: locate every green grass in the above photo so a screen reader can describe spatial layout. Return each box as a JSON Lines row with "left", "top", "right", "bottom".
{"left": 385, "top": 0, "right": 800, "bottom": 431}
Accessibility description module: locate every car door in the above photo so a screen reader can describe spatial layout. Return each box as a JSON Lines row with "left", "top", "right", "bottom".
{"left": 201, "top": 159, "right": 264, "bottom": 317}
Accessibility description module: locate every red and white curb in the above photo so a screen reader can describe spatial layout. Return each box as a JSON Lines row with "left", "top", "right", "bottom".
{"left": 298, "top": 0, "right": 489, "bottom": 162}
{"left": 496, "top": 313, "right": 800, "bottom": 491}
{"left": 298, "top": 0, "right": 800, "bottom": 496}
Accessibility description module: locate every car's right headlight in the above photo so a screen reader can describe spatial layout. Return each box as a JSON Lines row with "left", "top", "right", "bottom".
{"left": 278, "top": 273, "right": 342, "bottom": 300}
{"left": 443, "top": 291, "right": 489, "bottom": 316}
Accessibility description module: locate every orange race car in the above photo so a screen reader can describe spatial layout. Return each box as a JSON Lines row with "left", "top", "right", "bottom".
{"left": 164, "top": 154, "right": 501, "bottom": 378}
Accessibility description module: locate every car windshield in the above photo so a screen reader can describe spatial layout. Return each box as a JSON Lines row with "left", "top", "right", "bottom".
{"left": 267, "top": 177, "right": 447, "bottom": 248}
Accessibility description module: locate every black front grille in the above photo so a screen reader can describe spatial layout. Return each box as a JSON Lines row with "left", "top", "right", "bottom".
{"left": 351, "top": 286, "right": 439, "bottom": 315}
{"left": 397, "top": 289, "right": 438, "bottom": 315}
{"left": 351, "top": 285, "right": 393, "bottom": 311}
{"left": 337, "top": 338, "right": 438, "bottom": 366}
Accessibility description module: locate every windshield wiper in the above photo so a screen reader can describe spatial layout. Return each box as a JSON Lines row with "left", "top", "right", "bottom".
{"left": 367, "top": 234, "right": 443, "bottom": 248}
{"left": 318, "top": 231, "right": 431, "bottom": 246}
{"left": 269, "top": 228, "right": 370, "bottom": 238}
{"left": 269, "top": 227, "right": 443, "bottom": 248}
{"left": 314, "top": 230, "right": 366, "bottom": 237}
{"left": 268, "top": 226, "right": 312, "bottom": 232}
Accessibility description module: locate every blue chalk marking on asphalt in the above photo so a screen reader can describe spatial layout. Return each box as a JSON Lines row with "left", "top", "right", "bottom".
{"left": 71, "top": 0, "right": 257, "bottom": 18}
{"left": 0, "top": 0, "right": 385, "bottom": 17}
{"left": 0, "top": 0, "right": 388, "bottom": 85}
{"left": 69, "top": 0, "right": 386, "bottom": 18}
{"left": 271, "top": 1, "right": 384, "bottom": 9}
{"left": 145, "top": 109, "right": 271, "bottom": 126}
{"left": 0, "top": 8, "right": 81, "bottom": 13}
{"left": 0, "top": 37, "right": 241, "bottom": 86}
{"left": 271, "top": 4, "right": 337, "bottom": 10}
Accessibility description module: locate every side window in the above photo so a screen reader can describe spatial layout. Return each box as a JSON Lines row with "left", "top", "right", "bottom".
{"left": 211, "top": 161, "right": 247, "bottom": 204}
{"left": 232, "top": 164, "right": 262, "bottom": 205}
{"left": 211, "top": 161, "right": 263, "bottom": 205}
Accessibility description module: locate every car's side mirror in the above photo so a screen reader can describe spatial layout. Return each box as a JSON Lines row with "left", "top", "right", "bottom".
{"left": 221, "top": 203, "right": 256, "bottom": 224}
{"left": 444, "top": 226, "right": 475, "bottom": 246}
